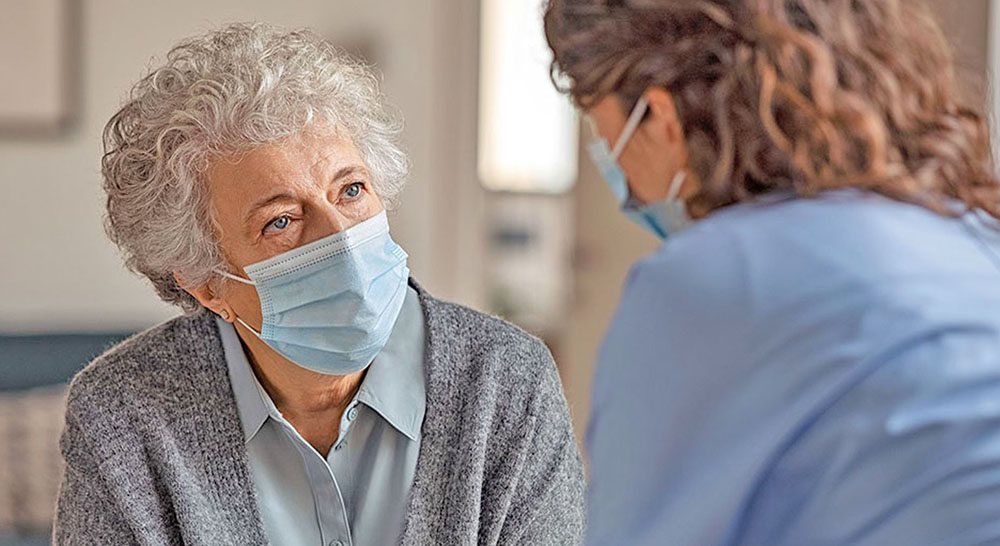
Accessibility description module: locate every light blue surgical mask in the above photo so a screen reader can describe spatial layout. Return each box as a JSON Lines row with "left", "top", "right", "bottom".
{"left": 216, "top": 211, "right": 409, "bottom": 376}
{"left": 586, "top": 95, "right": 691, "bottom": 239}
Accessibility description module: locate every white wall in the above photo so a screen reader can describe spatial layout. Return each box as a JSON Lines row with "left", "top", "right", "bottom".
{"left": 0, "top": 0, "right": 484, "bottom": 333}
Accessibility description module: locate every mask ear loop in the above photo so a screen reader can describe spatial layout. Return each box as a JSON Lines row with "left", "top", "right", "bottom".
{"left": 611, "top": 95, "right": 651, "bottom": 159}
{"left": 666, "top": 170, "right": 688, "bottom": 202}
{"left": 215, "top": 269, "right": 256, "bottom": 285}
{"left": 233, "top": 316, "right": 264, "bottom": 338}
{"left": 585, "top": 115, "right": 601, "bottom": 139}
{"left": 213, "top": 269, "right": 264, "bottom": 337}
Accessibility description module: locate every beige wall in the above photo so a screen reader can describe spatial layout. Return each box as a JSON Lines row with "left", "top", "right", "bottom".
{"left": 926, "top": 0, "right": 990, "bottom": 108}
{"left": 0, "top": 0, "right": 485, "bottom": 333}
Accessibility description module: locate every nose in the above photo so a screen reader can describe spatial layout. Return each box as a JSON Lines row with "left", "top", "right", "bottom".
{"left": 313, "top": 190, "right": 351, "bottom": 236}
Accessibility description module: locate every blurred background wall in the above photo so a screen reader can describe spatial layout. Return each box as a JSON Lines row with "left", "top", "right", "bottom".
{"left": 0, "top": 0, "right": 485, "bottom": 334}
{"left": 0, "top": 1, "right": 995, "bottom": 542}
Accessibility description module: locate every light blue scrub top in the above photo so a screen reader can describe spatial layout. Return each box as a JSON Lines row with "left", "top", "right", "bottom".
{"left": 219, "top": 286, "right": 426, "bottom": 546}
{"left": 587, "top": 191, "right": 1000, "bottom": 546}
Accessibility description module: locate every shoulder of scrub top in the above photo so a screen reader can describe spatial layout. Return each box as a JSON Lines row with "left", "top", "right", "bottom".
{"left": 630, "top": 190, "right": 1000, "bottom": 325}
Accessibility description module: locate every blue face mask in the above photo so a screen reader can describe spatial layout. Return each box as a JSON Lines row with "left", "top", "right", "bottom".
{"left": 217, "top": 211, "right": 409, "bottom": 376}
{"left": 586, "top": 96, "right": 690, "bottom": 240}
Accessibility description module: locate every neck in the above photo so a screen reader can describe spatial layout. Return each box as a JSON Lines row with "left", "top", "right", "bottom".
{"left": 236, "top": 325, "right": 365, "bottom": 454}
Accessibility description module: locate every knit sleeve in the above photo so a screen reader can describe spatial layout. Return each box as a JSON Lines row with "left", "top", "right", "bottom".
{"left": 498, "top": 342, "right": 587, "bottom": 545}
{"left": 52, "top": 400, "right": 137, "bottom": 546}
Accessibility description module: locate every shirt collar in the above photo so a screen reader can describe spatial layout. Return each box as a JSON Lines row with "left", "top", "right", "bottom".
{"left": 218, "top": 286, "right": 426, "bottom": 444}
{"left": 355, "top": 286, "right": 426, "bottom": 441}
{"left": 218, "top": 315, "right": 271, "bottom": 443}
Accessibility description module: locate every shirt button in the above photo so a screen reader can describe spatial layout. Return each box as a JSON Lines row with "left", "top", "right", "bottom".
{"left": 347, "top": 406, "right": 358, "bottom": 421}
{"left": 329, "top": 541, "right": 346, "bottom": 546}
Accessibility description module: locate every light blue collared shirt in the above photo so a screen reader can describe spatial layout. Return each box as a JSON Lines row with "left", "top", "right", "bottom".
{"left": 587, "top": 191, "right": 1000, "bottom": 545}
{"left": 220, "top": 286, "right": 426, "bottom": 546}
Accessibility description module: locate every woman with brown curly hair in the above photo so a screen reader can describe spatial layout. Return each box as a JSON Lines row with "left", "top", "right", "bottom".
{"left": 545, "top": 0, "right": 1000, "bottom": 544}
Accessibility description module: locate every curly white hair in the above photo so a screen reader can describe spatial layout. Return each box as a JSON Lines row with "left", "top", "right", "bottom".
{"left": 102, "top": 22, "right": 409, "bottom": 312}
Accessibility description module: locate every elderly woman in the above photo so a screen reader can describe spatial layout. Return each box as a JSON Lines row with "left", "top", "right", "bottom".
{"left": 54, "top": 23, "right": 584, "bottom": 546}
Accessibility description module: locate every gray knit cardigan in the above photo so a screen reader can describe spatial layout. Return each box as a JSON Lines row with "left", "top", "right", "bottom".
{"left": 53, "top": 282, "right": 585, "bottom": 545}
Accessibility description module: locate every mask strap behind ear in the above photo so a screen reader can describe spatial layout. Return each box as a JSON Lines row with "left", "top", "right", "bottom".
{"left": 215, "top": 269, "right": 256, "bottom": 286}
{"left": 611, "top": 95, "right": 651, "bottom": 159}
{"left": 234, "top": 316, "right": 263, "bottom": 338}
{"left": 667, "top": 170, "right": 687, "bottom": 202}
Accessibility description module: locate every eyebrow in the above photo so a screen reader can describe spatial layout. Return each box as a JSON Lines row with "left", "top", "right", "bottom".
{"left": 240, "top": 164, "right": 370, "bottom": 225}
{"left": 242, "top": 193, "right": 298, "bottom": 226}
{"left": 328, "top": 164, "right": 368, "bottom": 183}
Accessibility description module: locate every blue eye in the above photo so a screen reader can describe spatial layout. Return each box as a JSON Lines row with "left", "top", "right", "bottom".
{"left": 265, "top": 215, "right": 291, "bottom": 233}
{"left": 344, "top": 182, "right": 363, "bottom": 199}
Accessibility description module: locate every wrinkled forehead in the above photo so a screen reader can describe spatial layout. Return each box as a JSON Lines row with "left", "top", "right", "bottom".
{"left": 209, "top": 126, "right": 353, "bottom": 185}
{"left": 205, "top": 127, "right": 367, "bottom": 220}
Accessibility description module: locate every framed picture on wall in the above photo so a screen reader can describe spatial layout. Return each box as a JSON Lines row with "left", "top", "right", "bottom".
{"left": 0, "top": 0, "right": 79, "bottom": 137}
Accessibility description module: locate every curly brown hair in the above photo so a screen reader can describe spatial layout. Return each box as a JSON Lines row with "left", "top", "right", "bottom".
{"left": 544, "top": 0, "right": 1000, "bottom": 220}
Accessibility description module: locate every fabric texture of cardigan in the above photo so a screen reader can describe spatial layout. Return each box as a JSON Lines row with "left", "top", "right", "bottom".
{"left": 53, "top": 281, "right": 586, "bottom": 545}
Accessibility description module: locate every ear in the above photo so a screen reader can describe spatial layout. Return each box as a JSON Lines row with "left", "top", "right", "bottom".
{"left": 174, "top": 271, "right": 234, "bottom": 322}
{"left": 645, "top": 87, "right": 684, "bottom": 143}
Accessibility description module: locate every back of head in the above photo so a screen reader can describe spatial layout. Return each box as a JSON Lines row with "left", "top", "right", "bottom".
{"left": 545, "top": 0, "right": 1000, "bottom": 220}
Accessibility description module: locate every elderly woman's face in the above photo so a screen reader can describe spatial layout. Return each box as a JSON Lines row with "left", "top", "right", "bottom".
{"left": 206, "top": 126, "right": 383, "bottom": 330}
